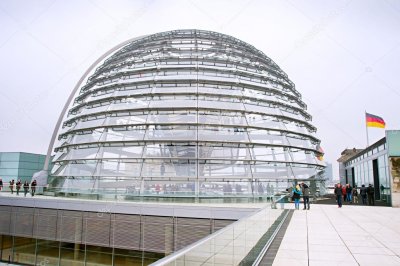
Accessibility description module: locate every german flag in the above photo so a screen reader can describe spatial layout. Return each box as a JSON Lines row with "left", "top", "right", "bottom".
{"left": 366, "top": 113, "right": 385, "bottom": 128}
{"left": 316, "top": 144, "right": 324, "bottom": 161}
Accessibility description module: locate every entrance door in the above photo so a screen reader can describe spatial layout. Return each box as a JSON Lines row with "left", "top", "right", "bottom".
{"left": 372, "top": 159, "right": 380, "bottom": 200}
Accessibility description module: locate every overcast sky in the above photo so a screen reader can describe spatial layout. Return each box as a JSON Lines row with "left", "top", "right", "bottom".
{"left": 0, "top": 0, "right": 399, "bottom": 178}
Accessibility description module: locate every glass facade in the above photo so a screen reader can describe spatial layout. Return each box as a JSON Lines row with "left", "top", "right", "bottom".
{"left": 0, "top": 152, "right": 46, "bottom": 185}
{"left": 0, "top": 236, "right": 163, "bottom": 266}
{"left": 49, "top": 29, "right": 325, "bottom": 197}
{"left": 344, "top": 141, "right": 391, "bottom": 204}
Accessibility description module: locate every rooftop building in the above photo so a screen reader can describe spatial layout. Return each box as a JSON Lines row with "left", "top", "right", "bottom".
{"left": 46, "top": 29, "right": 325, "bottom": 199}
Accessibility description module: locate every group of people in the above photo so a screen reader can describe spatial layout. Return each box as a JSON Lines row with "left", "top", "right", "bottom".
{"left": 0, "top": 178, "right": 37, "bottom": 197}
{"left": 334, "top": 183, "right": 375, "bottom": 208}
{"left": 288, "top": 182, "right": 310, "bottom": 210}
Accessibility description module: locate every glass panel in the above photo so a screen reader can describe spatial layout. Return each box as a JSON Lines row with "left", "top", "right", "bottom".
{"left": 144, "top": 144, "right": 197, "bottom": 158}
{"left": 247, "top": 129, "right": 285, "bottom": 145}
{"left": 96, "top": 160, "right": 142, "bottom": 177}
{"left": 36, "top": 239, "right": 60, "bottom": 266}
{"left": 198, "top": 112, "right": 247, "bottom": 126}
{"left": 12, "top": 236, "right": 36, "bottom": 265}
{"left": 150, "top": 99, "right": 196, "bottom": 109}
{"left": 147, "top": 111, "right": 197, "bottom": 124}
{"left": 74, "top": 118, "right": 106, "bottom": 130}
{"left": 102, "top": 146, "right": 144, "bottom": 159}
{"left": 85, "top": 245, "right": 112, "bottom": 266}
{"left": 60, "top": 242, "right": 84, "bottom": 266}
{"left": 70, "top": 130, "right": 104, "bottom": 145}
{"left": 0, "top": 152, "right": 20, "bottom": 161}
{"left": 199, "top": 146, "right": 251, "bottom": 160}
{"left": 105, "top": 115, "right": 148, "bottom": 126}
{"left": 251, "top": 163, "right": 289, "bottom": 179}
{"left": 199, "top": 161, "right": 252, "bottom": 179}
{"left": 142, "top": 160, "right": 197, "bottom": 178}
{"left": 64, "top": 147, "right": 100, "bottom": 160}
{"left": 59, "top": 161, "right": 97, "bottom": 176}
{"left": 198, "top": 128, "right": 249, "bottom": 142}
{"left": 145, "top": 126, "right": 196, "bottom": 141}
{"left": 1, "top": 235, "right": 13, "bottom": 262}
{"left": 104, "top": 128, "right": 146, "bottom": 142}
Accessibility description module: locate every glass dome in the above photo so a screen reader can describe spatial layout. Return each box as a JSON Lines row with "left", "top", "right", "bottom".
{"left": 49, "top": 29, "right": 325, "bottom": 197}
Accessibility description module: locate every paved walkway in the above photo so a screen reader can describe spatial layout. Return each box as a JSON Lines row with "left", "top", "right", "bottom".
{"left": 273, "top": 204, "right": 400, "bottom": 266}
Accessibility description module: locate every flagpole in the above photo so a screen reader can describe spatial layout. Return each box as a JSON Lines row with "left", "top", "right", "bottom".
{"left": 365, "top": 111, "right": 370, "bottom": 147}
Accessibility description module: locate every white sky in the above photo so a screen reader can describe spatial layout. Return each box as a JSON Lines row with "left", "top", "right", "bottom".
{"left": 0, "top": 0, "right": 399, "bottom": 178}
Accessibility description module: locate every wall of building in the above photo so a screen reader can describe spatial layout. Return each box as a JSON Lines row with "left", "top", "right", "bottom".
{"left": 386, "top": 130, "right": 400, "bottom": 207}
{"left": 0, "top": 152, "right": 45, "bottom": 184}
{"left": 0, "top": 205, "right": 234, "bottom": 265}
{"left": 342, "top": 139, "right": 391, "bottom": 205}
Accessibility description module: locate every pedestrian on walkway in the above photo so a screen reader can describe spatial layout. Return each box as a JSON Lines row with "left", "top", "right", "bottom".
{"left": 346, "top": 184, "right": 353, "bottom": 203}
{"left": 342, "top": 184, "right": 347, "bottom": 203}
{"left": 292, "top": 184, "right": 302, "bottom": 210}
{"left": 0, "top": 178, "right": 3, "bottom": 191}
{"left": 352, "top": 186, "right": 359, "bottom": 204}
{"left": 9, "top": 179, "right": 14, "bottom": 194}
{"left": 16, "top": 179, "right": 21, "bottom": 196}
{"left": 31, "top": 180, "right": 37, "bottom": 197}
{"left": 334, "top": 183, "right": 343, "bottom": 208}
{"left": 367, "top": 184, "right": 375, "bottom": 206}
{"left": 360, "top": 184, "right": 367, "bottom": 205}
{"left": 23, "top": 181, "right": 29, "bottom": 197}
{"left": 301, "top": 182, "right": 310, "bottom": 210}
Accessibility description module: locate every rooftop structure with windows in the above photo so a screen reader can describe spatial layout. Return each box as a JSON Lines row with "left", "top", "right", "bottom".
{"left": 47, "top": 29, "right": 325, "bottom": 198}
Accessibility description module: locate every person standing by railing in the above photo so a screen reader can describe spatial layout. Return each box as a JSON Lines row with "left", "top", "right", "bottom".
{"left": 9, "top": 179, "right": 14, "bottom": 194}
{"left": 16, "top": 179, "right": 21, "bottom": 196}
{"left": 23, "top": 181, "right": 29, "bottom": 197}
{"left": 292, "top": 184, "right": 302, "bottom": 210}
{"left": 301, "top": 182, "right": 310, "bottom": 210}
{"left": 31, "top": 180, "right": 37, "bottom": 197}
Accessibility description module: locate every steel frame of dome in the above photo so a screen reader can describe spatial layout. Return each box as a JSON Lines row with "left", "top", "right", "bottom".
{"left": 48, "top": 29, "right": 325, "bottom": 197}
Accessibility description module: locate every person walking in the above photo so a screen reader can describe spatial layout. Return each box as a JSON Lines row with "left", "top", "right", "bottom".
{"left": 334, "top": 183, "right": 343, "bottom": 208}
{"left": 367, "top": 184, "right": 375, "bottom": 206}
{"left": 16, "top": 179, "right": 21, "bottom": 196}
{"left": 23, "top": 181, "right": 29, "bottom": 197}
{"left": 352, "top": 186, "right": 359, "bottom": 204}
{"left": 9, "top": 179, "right": 14, "bottom": 194}
{"left": 31, "top": 180, "right": 37, "bottom": 197}
{"left": 342, "top": 184, "right": 347, "bottom": 203}
{"left": 360, "top": 184, "right": 367, "bottom": 205}
{"left": 292, "top": 184, "right": 302, "bottom": 210}
{"left": 301, "top": 182, "right": 310, "bottom": 210}
{"left": 346, "top": 184, "right": 353, "bottom": 203}
{"left": 0, "top": 178, "right": 3, "bottom": 191}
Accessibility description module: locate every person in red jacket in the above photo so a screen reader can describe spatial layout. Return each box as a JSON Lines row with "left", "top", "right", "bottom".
{"left": 342, "top": 185, "right": 347, "bottom": 203}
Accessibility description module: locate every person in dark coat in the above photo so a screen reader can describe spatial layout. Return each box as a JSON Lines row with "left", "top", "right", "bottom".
{"left": 16, "top": 179, "right": 21, "bottom": 196}
{"left": 334, "top": 183, "right": 343, "bottom": 208}
{"left": 31, "top": 180, "right": 37, "bottom": 197}
{"left": 0, "top": 178, "right": 3, "bottom": 191}
{"left": 346, "top": 184, "right": 353, "bottom": 203}
{"left": 9, "top": 179, "right": 14, "bottom": 194}
{"left": 360, "top": 184, "right": 367, "bottom": 205}
{"left": 301, "top": 182, "right": 310, "bottom": 210}
{"left": 23, "top": 181, "right": 29, "bottom": 197}
{"left": 367, "top": 184, "right": 375, "bottom": 206}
